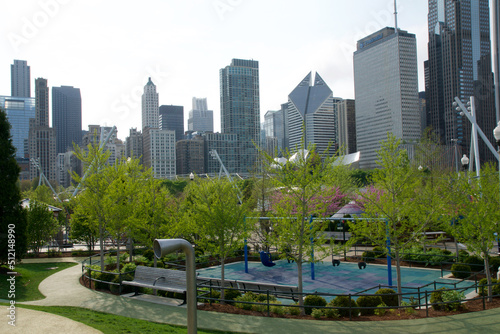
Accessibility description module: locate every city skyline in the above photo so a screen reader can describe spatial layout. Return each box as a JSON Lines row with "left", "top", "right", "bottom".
{"left": 0, "top": 0, "right": 430, "bottom": 139}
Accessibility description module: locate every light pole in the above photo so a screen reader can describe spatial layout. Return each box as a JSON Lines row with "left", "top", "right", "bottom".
{"left": 461, "top": 154, "right": 469, "bottom": 172}
{"left": 493, "top": 122, "right": 500, "bottom": 254}
{"left": 189, "top": 172, "right": 194, "bottom": 181}
{"left": 451, "top": 139, "right": 459, "bottom": 176}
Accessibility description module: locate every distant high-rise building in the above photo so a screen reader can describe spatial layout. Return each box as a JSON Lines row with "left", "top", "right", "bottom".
{"left": 220, "top": 59, "right": 260, "bottom": 173}
{"left": 426, "top": 0, "right": 495, "bottom": 163}
{"left": 125, "top": 128, "right": 143, "bottom": 163}
{"left": 335, "top": 99, "right": 356, "bottom": 154}
{"left": 159, "top": 105, "right": 184, "bottom": 141}
{"left": 29, "top": 78, "right": 56, "bottom": 180}
{"left": 188, "top": 97, "right": 214, "bottom": 132}
{"left": 354, "top": 27, "right": 420, "bottom": 169}
{"left": 56, "top": 151, "right": 80, "bottom": 188}
{"left": 263, "top": 105, "right": 287, "bottom": 156}
{"left": 52, "top": 86, "right": 82, "bottom": 154}
{"left": 143, "top": 127, "right": 176, "bottom": 179}
{"left": 82, "top": 125, "right": 124, "bottom": 166}
{"left": 0, "top": 96, "right": 35, "bottom": 159}
{"left": 287, "top": 72, "right": 339, "bottom": 155}
{"left": 141, "top": 77, "right": 159, "bottom": 131}
{"left": 11, "top": 60, "right": 30, "bottom": 98}
{"left": 176, "top": 135, "right": 205, "bottom": 175}
{"left": 204, "top": 132, "right": 239, "bottom": 174}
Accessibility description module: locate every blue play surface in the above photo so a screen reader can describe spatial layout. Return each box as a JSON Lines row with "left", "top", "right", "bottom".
{"left": 197, "top": 260, "right": 474, "bottom": 299}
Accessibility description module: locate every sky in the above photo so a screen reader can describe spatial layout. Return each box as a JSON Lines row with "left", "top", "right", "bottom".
{"left": 0, "top": 0, "right": 429, "bottom": 140}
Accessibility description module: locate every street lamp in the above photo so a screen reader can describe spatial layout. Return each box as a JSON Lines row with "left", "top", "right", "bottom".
{"left": 493, "top": 122, "right": 500, "bottom": 254}
{"left": 461, "top": 154, "right": 469, "bottom": 171}
{"left": 189, "top": 172, "right": 194, "bottom": 181}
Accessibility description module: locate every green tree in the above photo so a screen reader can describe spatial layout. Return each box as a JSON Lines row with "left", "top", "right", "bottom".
{"left": 26, "top": 200, "right": 59, "bottom": 255}
{"left": 184, "top": 177, "right": 249, "bottom": 301}
{"left": 133, "top": 175, "right": 178, "bottom": 266}
{"left": 72, "top": 141, "right": 111, "bottom": 270}
{"left": 261, "top": 145, "right": 349, "bottom": 315}
{"left": 442, "top": 164, "right": 500, "bottom": 301}
{"left": 350, "top": 134, "right": 445, "bottom": 304}
{"left": 0, "top": 108, "right": 28, "bottom": 264}
{"left": 70, "top": 199, "right": 99, "bottom": 253}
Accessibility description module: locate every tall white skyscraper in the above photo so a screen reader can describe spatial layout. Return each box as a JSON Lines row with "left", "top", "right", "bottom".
{"left": 141, "top": 77, "right": 159, "bottom": 131}
{"left": 354, "top": 27, "right": 420, "bottom": 169}
{"left": 11, "top": 60, "right": 30, "bottom": 98}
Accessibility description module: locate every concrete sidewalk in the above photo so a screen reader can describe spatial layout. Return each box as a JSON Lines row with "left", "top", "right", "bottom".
{"left": 8, "top": 258, "right": 500, "bottom": 333}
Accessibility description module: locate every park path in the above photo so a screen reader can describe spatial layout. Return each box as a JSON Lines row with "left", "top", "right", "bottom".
{"left": 3, "top": 257, "right": 499, "bottom": 333}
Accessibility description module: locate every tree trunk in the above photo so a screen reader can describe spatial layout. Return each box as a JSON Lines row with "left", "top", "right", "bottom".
{"left": 484, "top": 254, "right": 493, "bottom": 302}
{"left": 221, "top": 258, "right": 226, "bottom": 304}
{"left": 395, "top": 249, "right": 403, "bottom": 305}
{"left": 99, "top": 223, "right": 105, "bottom": 271}
{"left": 297, "top": 260, "right": 304, "bottom": 315}
{"left": 116, "top": 238, "right": 120, "bottom": 272}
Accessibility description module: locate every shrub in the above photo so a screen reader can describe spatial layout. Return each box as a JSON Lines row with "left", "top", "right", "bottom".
{"left": 287, "top": 303, "right": 301, "bottom": 316}
{"left": 104, "top": 255, "right": 115, "bottom": 266}
{"left": 223, "top": 288, "right": 242, "bottom": 304}
{"left": 375, "top": 288, "right": 398, "bottom": 306}
{"left": 95, "top": 270, "right": 117, "bottom": 290}
{"left": 143, "top": 249, "right": 155, "bottom": 261}
{"left": 133, "top": 255, "right": 149, "bottom": 265}
{"left": 451, "top": 264, "right": 472, "bottom": 279}
{"left": 235, "top": 293, "right": 257, "bottom": 310}
{"left": 48, "top": 249, "right": 61, "bottom": 257}
{"left": 401, "top": 301, "right": 415, "bottom": 315}
{"left": 430, "top": 288, "right": 446, "bottom": 310}
{"left": 270, "top": 301, "right": 284, "bottom": 315}
{"left": 121, "top": 262, "right": 137, "bottom": 273}
{"left": 311, "top": 308, "right": 323, "bottom": 319}
{"left": 374, "top": 302, "right": 387, "bottom": 316}
{"left": 441, "top": 290, "right": 465, "bottom": 311}
{"left": 356, "top": 295, "right": 383, "bottom": 315}
{"left": 478, "top": 278, "right": 500, "bottom": 296}
{"left": 119, "top": 252, "right": 130, "bottom": 263}
{"left": 362, "top": 251, "right": 376, "bottom": 262}
{"left": 330, "top": 295, "right": 359, "bottom": 317}
{"left": 324, "top": 307, "right": 340, "bottom": 319}
{"left": 303, "top": 294, "right": 327, "bottom": 315}
{"left": 464, "top": 255, "right": 484, "bottom": 272}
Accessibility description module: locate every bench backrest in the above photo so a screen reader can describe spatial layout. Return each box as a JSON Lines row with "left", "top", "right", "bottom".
{"left": 133, "top": 265, "right": 186, "bottom": 287}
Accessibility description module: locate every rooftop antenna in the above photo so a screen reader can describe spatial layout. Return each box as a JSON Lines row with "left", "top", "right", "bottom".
{"left": 394, "top": 0, "right": 398, "bottom": 32}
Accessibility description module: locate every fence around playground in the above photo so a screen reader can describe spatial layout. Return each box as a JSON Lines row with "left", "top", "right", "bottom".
{"left": 80, "top": 249, "right": 500, "bottom": 319}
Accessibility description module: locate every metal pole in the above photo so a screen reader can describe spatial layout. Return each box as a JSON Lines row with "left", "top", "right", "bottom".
{"left": 492, "top": 0, "right": 500, "bottom": 123}
{"left": 244, "top": 217, "right": 248, "bottom": 274}
{"left": 310, "top": 215, "right": 315, "bottom": 281}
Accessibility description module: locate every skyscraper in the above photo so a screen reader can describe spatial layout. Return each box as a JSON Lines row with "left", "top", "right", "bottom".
{"left": 52, "top": 86, "right": 82, "bottom": 154}
{"left": 426, "top": 0, "right": 495, "bottom": 163}
{"left": 11, "top": 60, "right": 30, "bottom": 98}
{"left": 220, "top": 59, "right": 260, "bottom": 173}
{"left": 141, "top": 77, "right": 159, "bottom": 130}
{"left": 354, "top": 27, "right": 420, "bottom": 169}
{"left": 29, "top": 78, "right": 56, "bottom": 180}
{"left": 335, "top": 99, "right": 357, "bottom": 155}
{"left": 287, "top": 72, "right": 339, "bottom": 155}
{"left": 188, "top": 97, "right": 214, "bottom": 132}
{"left": 159, "top": 105, "right": 184, "bottom": 141}
{"left": 0, "top": 96, "right": 35, "bottom": 159}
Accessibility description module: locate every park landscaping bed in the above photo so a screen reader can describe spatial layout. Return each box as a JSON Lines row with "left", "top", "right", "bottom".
{"left": 197, "top": 297, "right": 500, "bottom": 321}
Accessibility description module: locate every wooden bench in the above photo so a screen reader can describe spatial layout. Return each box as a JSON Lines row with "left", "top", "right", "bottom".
{"left": 122, "top": 266, "right": 190, "bottom": 304}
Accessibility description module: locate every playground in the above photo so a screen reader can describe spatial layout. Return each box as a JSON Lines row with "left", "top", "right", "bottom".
{"left": 196, "top": 259, "right": 475, "bottom": 300}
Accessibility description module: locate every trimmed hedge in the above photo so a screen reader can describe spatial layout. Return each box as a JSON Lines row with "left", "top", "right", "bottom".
{"left": 304, "top": 294, "right": 327, "bottom": 315}
{"left": 451, "top": 264, "right": 472, "bottom": 279}
{"left": 375, "top": 288, "right": 398, "bottom": 306}
{"left": 356, "top": 295, "right": 383, "bottom": 315}
{"left": 330, "top": 295, "right": 359, "bottom": 317}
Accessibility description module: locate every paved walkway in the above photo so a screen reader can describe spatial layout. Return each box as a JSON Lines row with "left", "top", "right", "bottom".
{"left": 4, "top": 258, "right": 500, "bottom": 333}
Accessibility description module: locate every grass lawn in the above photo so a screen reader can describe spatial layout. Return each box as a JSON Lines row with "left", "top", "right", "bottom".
{"left": 0, "top": 262, "right": 77, "bottom": 301}
{"left": 13, "top": 304, "right": 235, "bottom": 334}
